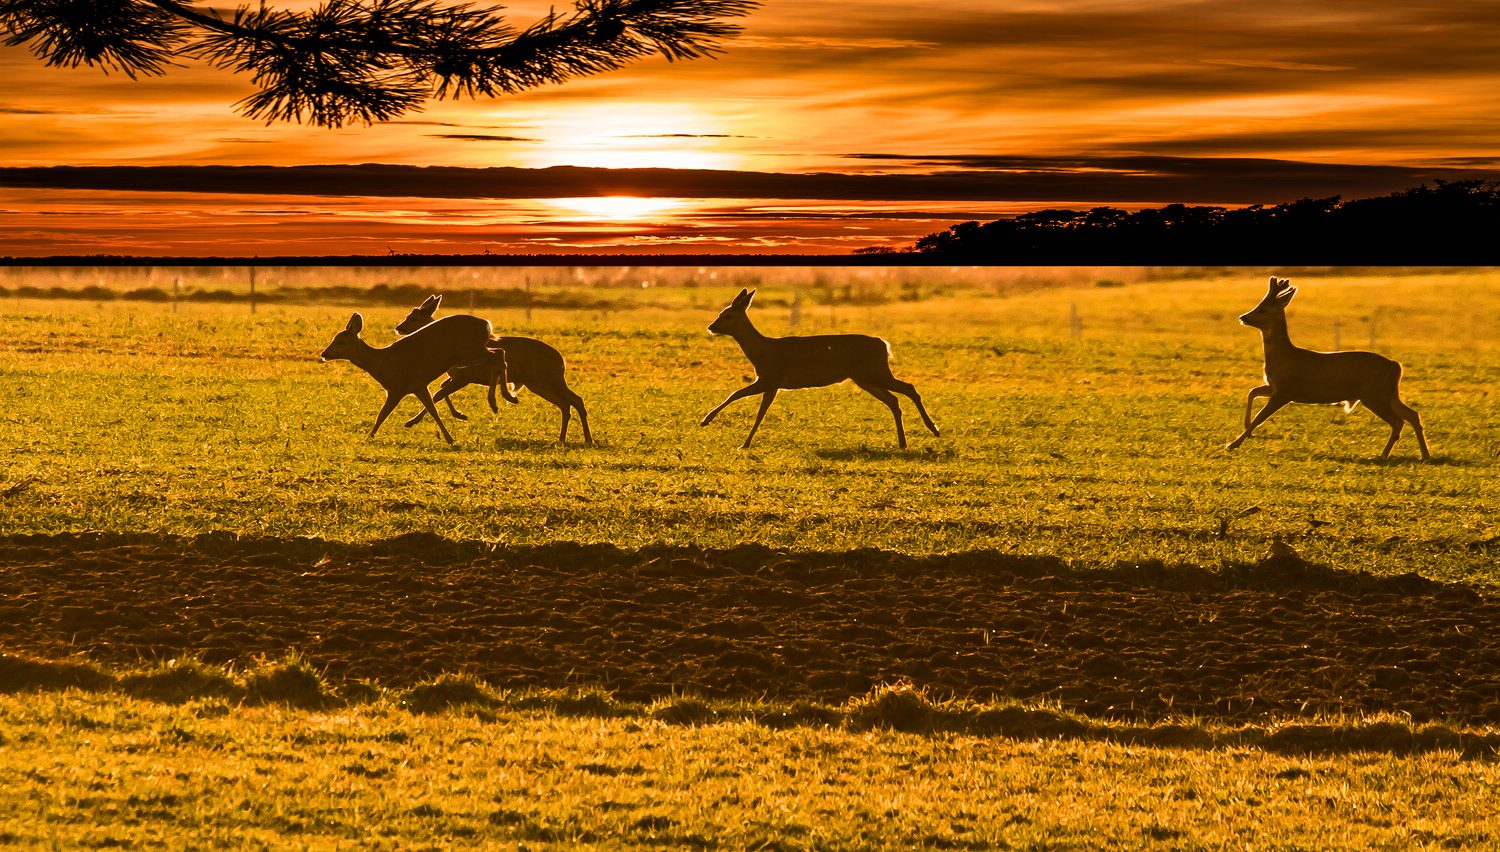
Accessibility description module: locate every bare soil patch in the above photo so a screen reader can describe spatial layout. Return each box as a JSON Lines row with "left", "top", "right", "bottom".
{"left": 2, "top": 533, "right": 1497, "bottom": 724}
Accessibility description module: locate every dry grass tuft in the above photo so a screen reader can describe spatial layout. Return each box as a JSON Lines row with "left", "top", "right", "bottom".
{"left": 0, "top": 653, "right": 114, "bottom": 693}
{"left": 401, "top": 674, "right": 497, "bottom": 714}
{"left": 119, "top": 658, "right": 239, "bottom": 704}
{"left": 243, "top": 653, "right": 331, "bottom": 708}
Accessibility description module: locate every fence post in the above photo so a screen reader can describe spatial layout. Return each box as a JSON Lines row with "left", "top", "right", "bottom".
{"left": 248, "top": 264, "right": 257, "bottom": 316}
{"left": 172, "top": 276, "right": 179, "bottom": 313}
{"left": 1069, "top": 303, "right": 1083, "bottom": 339}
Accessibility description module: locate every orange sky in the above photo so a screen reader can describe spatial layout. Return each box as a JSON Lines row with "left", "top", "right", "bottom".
{"left": 3, "top": 0, "right": 1499, "bottom": 256}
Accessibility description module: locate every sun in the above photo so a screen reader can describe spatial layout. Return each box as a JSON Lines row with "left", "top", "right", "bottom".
{"left": 544, "top": 196, "right": 685, "bottom": 221}
{"left": 518, "top": 102, "right": 742, "bottom": 171}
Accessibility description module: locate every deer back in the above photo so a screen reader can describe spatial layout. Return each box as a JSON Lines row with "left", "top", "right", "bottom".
{"left": 493, "top": 336, "right": 566, "bottom": 384}
{"left": 756, "top": 333, "right": 893, "bottom": 389}
{"left": 1272, "top": 348, "right": 1403, "bottom": 404}
{"left": 382, "top": 315, "right": 494, "bottom": 389}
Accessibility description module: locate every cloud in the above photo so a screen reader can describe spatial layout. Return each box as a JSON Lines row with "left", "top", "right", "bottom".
{"left": 429, "top": 134, "right": 540, "bottom": 142}
{"left": 734, "top": 35, "right": 939, "bottom": 50}
{"left": 0, "top": 104, "right": 68, "bottom": 115}
{"left": 4, "top": 158, "right": 1496, "bottom": 207}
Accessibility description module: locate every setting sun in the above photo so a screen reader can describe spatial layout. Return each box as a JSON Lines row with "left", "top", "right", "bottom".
{"left": 544, "top": 196, "right": 686, "bottom": 221}
{"left": 517, "top": 102, "right": 744, "bottom": 171}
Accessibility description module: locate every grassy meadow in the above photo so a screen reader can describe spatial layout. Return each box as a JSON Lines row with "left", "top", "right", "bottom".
{"left": 1, "top": 266, "right": 1496, "bottom": 582}
{"left": 4, "top": 680, "right": 1500, "bottom": 850}
{"left": 3, "top": 265, "right": 1499, "bottom": 848}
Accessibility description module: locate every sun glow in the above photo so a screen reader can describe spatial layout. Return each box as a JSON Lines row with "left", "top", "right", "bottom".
{"left": 544, "top": 196, "right": 685, "bottom": 221}
{"left": 517, "top": 102, "right": 744, "bottom": 171}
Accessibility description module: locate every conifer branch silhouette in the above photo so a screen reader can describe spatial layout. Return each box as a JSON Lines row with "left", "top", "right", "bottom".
{"left": 0, "top": 0, "right": 757, "bottom": 127}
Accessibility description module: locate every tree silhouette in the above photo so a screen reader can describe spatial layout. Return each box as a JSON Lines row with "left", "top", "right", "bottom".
{"left": 0, "top": 0, "right": 756, "bottom": 127}
{"left": 878, "top": 180, "right": 1500, "bottom": 264}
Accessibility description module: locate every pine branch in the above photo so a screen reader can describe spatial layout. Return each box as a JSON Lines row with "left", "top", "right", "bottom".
{"left": 0, "top": 0, "right": 758, "bottom": 127}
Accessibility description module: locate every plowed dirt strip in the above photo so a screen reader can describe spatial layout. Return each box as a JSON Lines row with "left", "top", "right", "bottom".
{"left": 1, "top": 534, "right": 1497, "bottom": 724}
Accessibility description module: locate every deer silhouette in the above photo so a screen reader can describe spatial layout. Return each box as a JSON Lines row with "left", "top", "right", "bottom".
{"left": 1227, "top": 277, "right": 1430, "bottom": 459}
{"left": 701, "top": 288, "right": 939, "bottom": 449}
{"left": 319, "top": 312, "right": 506, "bottom": 445}
{"left": 395, "top": 295, "right": 592, "bottom": 444}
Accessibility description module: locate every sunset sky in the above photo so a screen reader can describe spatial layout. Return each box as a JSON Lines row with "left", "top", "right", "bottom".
{"left": 3, "top": 0, "right": 1499, "bottom": 256}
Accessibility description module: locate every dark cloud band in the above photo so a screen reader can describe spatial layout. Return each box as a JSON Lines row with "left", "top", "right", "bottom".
{"left": 5, "top": 158, "right": 1496, "bottom": 205}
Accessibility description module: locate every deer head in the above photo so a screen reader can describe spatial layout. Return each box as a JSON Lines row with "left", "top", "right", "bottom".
{"left": 1239, "top": 276, "right": 1297, "bottom": 330}
{"left": 320, "top": 313, "right": 365, "bottom": 362}
{"left": 708, "top": 288, "right": 755, "bottom": 336}
{"left": 396, "top": 293, "right": 441, "bottom": 335}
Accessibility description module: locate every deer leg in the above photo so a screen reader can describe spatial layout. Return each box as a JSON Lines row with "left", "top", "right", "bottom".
{"left": 553, "top": 389, "right": 591, "bottom": 445}
{"left": 885, "top": 378, "right": 938, "bottom": 437}
{"left": 414, "top": 386, "right": 454, "bottom": 445}
{"left": 1364, "top": 397, "right": 1415, "bottom": 459}
{"left": 1393, "top": 400, "right": 1431, "bottom": 460}
{"left": 1243, "top": 386, "right": 1271, "bottom": 430}
{"left": 369, "top": 392, "right": 404, "bottom": 438}
{"left": 525, "top": 383, "right": 576, "bottom": 444}
{"left": 487, "top": 361, "right": 518, "bottom": 411}
{"left": 570, "top": 392, "right": 592, "bottom": 445}
{"left": 406, "top": 378, "right": 466, "bottom": 427}
{"left": 1227, "top": 395, "right": 1290, "bottom": 450}
{"left": 741, "top": 389, "right": 779, "bottom": 449}
{"left": 701, "top": 381, "right": 767, "bottom": 426}
{"left": 445, "top": 394, "right": 468, "bottom": 421}
{"left": 858, "top": 383, "right": 907, "bottom": 449}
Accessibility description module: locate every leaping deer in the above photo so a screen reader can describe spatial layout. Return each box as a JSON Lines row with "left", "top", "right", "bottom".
{"left": 319, "top": 312, "right": 507, "bottom": 445}
{"left": 394, "top": 295, "right": 592, "bottom": 444}
{"left": 701, "top": 288, "right": 939, "bottom": 449}
{"left": 1227, "top": 276, "right": 1430, "bottom": 459}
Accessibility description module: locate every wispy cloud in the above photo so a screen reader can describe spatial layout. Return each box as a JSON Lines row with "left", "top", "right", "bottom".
{"left": 429, "top": 134, "right": 539, "bottom": 142}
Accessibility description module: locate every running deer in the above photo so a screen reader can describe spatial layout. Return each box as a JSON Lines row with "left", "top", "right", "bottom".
{"left": 395, "top": 295, "right": 592, "bottom": 444}
{"left": 319, "top": 312, "right": 507, "bottom": 445}
{"left": 1227, "top": 276, "right": 1430, "bottom": 459}
{"left": 700, "top": 288, "right": 939, "bottom": 449}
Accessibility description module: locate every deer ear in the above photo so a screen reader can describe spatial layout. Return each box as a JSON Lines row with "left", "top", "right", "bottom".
{"left": 424, "top": 294, "right": 441, "bottom": 311}
{"left": 1277, "top": 286, "right": 1298, "bottom": 304}
{"left": 744, "top": 289, "right": 757, "bottom": 307}
{"left": 346, "top": 313, "right": 363, "bottom": 333}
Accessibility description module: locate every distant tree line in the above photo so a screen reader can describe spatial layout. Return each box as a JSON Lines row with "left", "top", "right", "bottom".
{"left": 868, "top": 181, "right": 1500, "bottom": 264}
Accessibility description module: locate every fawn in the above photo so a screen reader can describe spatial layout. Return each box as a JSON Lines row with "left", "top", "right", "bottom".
{"left": 1227, "top": 276, "right": 1430, "bottom": 459}
{"left": 319, "top": 312, "right": 507, "bottom": 445}
{"left": 701, "top": 288, "right": 939, "bottom": 449}
{"left": 395, "top": 295, "right": 592, "bottom": 444}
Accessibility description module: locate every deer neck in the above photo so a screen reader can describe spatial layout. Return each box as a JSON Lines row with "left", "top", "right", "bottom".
{"left": 343, "top": 340, "right": 398, "bottom": 389}
{"left": 729, "top": 317, "right": 773, "bottom": 364}
{"left": 1259, "top": 313, "right": 1298, "bottom": 364}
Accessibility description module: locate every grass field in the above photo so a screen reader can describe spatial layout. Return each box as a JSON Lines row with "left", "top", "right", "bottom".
{"left": 3, "top": 265, "right": 1499, "bottom": 847}
{"left": 4, "top": 681, "right": 1499, "bottom": 850}
{"left": 2, "top": 267, "right": 1497, "bottom": 581}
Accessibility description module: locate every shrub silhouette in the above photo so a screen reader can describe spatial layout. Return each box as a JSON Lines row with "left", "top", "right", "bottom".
{"left": 899, "top": 181, "right": 1500, "bottom": 264}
